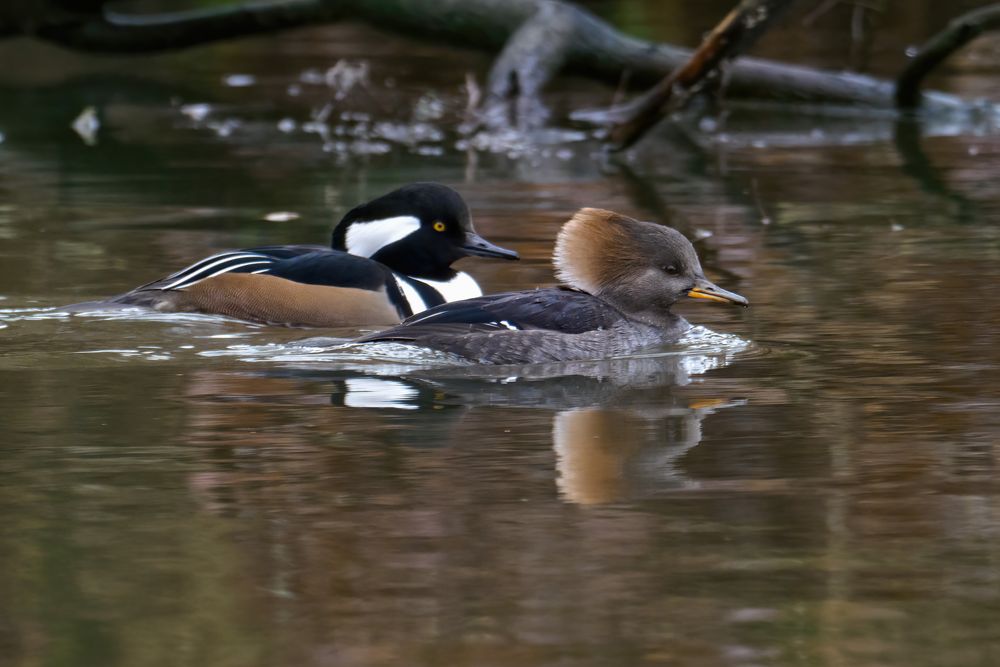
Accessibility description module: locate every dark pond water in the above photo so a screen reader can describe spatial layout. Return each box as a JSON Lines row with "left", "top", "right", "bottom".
{"left": 3, "top": 3, "right": 1000, "bottom": 666}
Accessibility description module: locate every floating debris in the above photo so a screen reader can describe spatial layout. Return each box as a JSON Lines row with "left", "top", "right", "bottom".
{"left": 180, "top": 103, "right": 212, "bottom": 122}
{"left": 324, "top": 60, "right": 369, "bottom": 97}
{"left": 207, "top": 119, "right": 241, "bottom": 138}
{"left": 413, "top": 94, "right": 446, "bottom": 122}
{"left": 414, "top": 145, "right": 445, "bottom": 156}
{"left": 373, "top": 121, "right": 444, "bottom": 146}
{"left": 72, "top": 106, "right": 100, "bottom": 146}
{"left": 223, "top": 74, "right": 257, "bottom": 87}
{"left": 264, "top": 211, "right": 300, "bottom": 222}
{"left": 277, "top": 118, "right": 297, "bottom": 133}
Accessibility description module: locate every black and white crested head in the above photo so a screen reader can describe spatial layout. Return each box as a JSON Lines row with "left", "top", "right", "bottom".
{"left": 331, "top": 182, "right": 518, "bottom": 280}
{"left": 553, "top": 208, "right": 747, "bottom": 325}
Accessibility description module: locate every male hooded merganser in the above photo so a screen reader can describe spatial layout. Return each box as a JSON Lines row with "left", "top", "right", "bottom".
{"left": 358, "top": 208, "right": 748, "bottom": 364}
{"left": 105, "top": 183, "right": 518, "bottom": 327}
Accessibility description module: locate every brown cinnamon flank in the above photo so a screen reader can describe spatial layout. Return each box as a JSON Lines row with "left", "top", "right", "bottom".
{"left": 164, "top": 273, "right": 400, "bottom": 327}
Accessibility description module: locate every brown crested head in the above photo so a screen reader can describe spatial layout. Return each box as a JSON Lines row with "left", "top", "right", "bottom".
{"left": 553, "top": 208, "right": 747, "bottom": 324}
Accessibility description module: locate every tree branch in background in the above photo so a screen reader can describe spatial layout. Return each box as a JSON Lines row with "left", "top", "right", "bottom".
{"left": 896, "top": 3, "right": 1000, "bottom": 110}
{"left": 478, "top": 1, "right": 579, "bottom": 130}
{"left": 0, "top": 0, "right": 976, "bottom": 127}
{"left": 572, "top": 0, "right": 799, "bottom": 150}
{"left": 31, "top": 1, "right": 345, "bottom": 52}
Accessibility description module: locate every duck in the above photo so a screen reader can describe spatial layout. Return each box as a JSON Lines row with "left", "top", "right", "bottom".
{"left": 357, "top": 208, "right": 748, "bottom": 364}
{"left": 103, "top": 182, "right": 519, "bottom": 327}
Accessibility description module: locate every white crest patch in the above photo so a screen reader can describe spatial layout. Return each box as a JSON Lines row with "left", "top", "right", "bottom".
{"left": 418, "top": 272, "right": 482, "bottom": 303}
{"left": 343, "top": 378, "right": 419, "bottom": 410}
{"left": 345, "top": 216, "right": 421, "bottom": 258}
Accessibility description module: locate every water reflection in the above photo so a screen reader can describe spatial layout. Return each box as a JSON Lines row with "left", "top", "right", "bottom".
{"left": 183, "top": 337, "right": 752, "bottom": 511}
{"left": 553, "top": 400, "right": 744, "bottom": 504}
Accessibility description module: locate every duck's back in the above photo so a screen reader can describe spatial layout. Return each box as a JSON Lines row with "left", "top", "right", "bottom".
{"left": 358, "top": 287, "right": 687, "bottom": 364}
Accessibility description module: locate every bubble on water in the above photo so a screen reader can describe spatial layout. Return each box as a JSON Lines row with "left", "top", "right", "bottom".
{"left": 277, "top": 118, "right": 297, "bottom": 133}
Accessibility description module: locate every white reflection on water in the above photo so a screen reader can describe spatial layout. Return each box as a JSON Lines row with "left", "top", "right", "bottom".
{"left": 0, "top": 305, "right": 259, "bottom": 327}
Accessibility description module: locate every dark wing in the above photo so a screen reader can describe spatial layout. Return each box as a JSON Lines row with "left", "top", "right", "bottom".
{"left": 244, "top": 244, "right": 327, "bottom": 259}
{"left": 266, "top": 251, "right": 395, "bottom": 291}
{"left": 358, "top": 287, "right": 621, "bottom": 342}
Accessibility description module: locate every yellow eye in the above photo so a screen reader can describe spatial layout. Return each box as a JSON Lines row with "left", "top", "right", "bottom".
{"left": 433, "top": 221, "right": 446, "bottom": 232}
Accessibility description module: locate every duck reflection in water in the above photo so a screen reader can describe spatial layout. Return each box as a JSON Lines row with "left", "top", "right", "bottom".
{"left": 311, "top": 350, "right": 747, "bottom": 505}
{"left": 181, "top": 312, "right": 749, "bottom": 507}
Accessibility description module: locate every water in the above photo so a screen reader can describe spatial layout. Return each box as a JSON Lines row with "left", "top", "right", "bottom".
{"left": 3, "top": 4, "right": 1000, "bottom": 666}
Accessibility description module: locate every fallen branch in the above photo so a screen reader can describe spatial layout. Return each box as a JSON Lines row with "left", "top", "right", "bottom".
{"left": 2, "top": 0, "right": 976, "bottom": 127}
{"left": 478, "top": 1, "right": 579, "bottom": 130}
{"left": 896, "top": 3, "right": 1000, "bottom": 109}
{"left": 573, "top": 0, "right": 798, "bottom": 149}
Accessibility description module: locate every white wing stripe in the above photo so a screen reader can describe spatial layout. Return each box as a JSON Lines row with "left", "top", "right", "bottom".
{"left": 173, "top": 261, "right": 273, "bottom": 289}
{"left": 160, "top": 253, "right": 272, "bottom": 290}
{"left": 162, "top": 251, "right": 264, "bottom": 280}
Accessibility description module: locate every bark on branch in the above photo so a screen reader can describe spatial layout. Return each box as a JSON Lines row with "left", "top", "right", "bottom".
{"left": 572, "top": 0, "right": 798, "bottom": 149}
{"left": 896, "top": 3, "right": 1000, "bottom": 110}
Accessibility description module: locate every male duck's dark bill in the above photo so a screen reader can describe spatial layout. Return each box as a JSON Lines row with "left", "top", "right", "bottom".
{"left": 687, "top": 278, "right": 749, "bottom": 307}
{"left": 462, "top": 232, "right": 520, "bottom": 260}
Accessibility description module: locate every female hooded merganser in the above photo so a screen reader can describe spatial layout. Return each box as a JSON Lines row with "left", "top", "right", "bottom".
{"left": 106, "top": 183, "right": 518, "bottom": 327}
{"left": 358, "top": 208, "right": 748, "bottom": 364}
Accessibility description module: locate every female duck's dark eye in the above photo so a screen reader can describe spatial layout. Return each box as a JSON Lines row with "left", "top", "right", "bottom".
{"left": 664, "top": 265, "right": 679, "bottom": 276}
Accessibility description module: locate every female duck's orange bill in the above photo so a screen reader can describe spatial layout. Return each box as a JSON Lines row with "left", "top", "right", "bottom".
{"left": 687, "top": 279, "right": 749, "bottom": 307}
